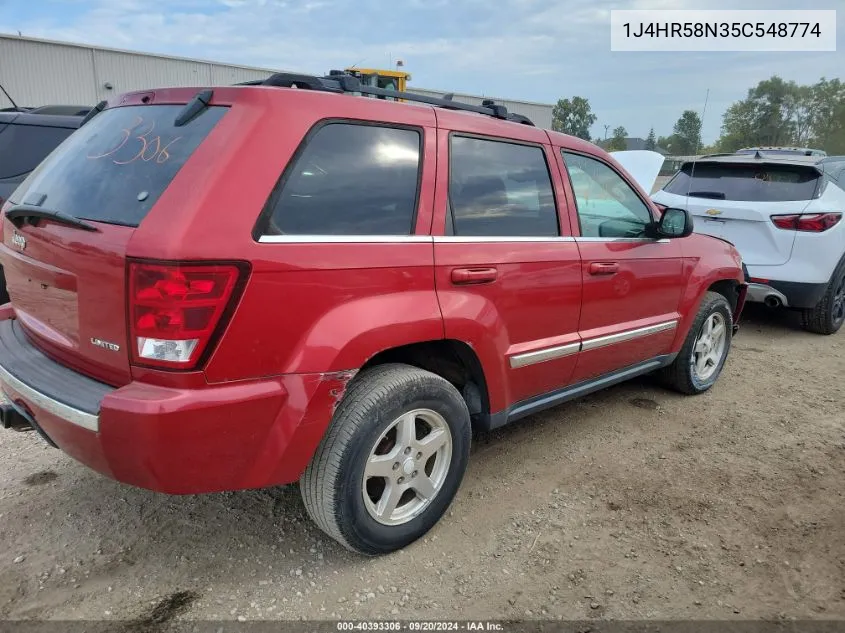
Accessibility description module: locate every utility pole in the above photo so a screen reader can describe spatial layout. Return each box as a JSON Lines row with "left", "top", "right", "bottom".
{"left": 603, "top": 124, "right": 610, "bottom": 140}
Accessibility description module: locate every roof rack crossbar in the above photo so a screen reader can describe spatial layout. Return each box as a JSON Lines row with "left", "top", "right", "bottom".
{"left": 247, "top": 72, "right": 535, "bottom": 126}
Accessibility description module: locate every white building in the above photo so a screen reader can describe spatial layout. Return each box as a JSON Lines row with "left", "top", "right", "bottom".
{"left": 0, "top": 34, "right": 554, "bottom": 128}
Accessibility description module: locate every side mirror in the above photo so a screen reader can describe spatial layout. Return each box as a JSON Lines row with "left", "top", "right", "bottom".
{"left": 656, "top": 207, "right": 694, "bottom": 238}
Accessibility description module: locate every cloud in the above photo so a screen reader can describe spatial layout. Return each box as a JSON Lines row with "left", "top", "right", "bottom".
{"left": 1, "top": 0, "right": 841, "bottom": 141}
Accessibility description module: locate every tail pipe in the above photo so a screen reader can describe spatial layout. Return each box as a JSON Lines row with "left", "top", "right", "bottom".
{"left": 764, "top": 294, "right": 782, "bottom": 308}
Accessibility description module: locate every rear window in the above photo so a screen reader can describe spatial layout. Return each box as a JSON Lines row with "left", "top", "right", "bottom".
{"left": 0, "top": 123, "right": 75, "bottom": 179}
{"left": 664, "top": 163, "right": 820, "bottom": 202}
{"left": 9, "top": 104, "right": 227, "bottom": 227}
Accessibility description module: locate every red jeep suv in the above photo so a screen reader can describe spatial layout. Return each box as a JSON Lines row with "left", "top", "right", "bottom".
{"left": 0, "top": 74, "right": 747, "bottom": 554}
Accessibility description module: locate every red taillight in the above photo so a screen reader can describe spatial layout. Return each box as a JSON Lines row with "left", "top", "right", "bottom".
{"left": 771, "top": 213, "right": 842, "bottom": 232}
{"left": 128, "top": 261, "right": 247, "bottom": 369}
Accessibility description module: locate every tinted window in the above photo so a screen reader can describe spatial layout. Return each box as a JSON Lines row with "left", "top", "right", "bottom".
{"left": 264, "top": 124, "right": 421, "bottom": 236}
{"left": 0, "top": 124, "right": 74, "bottom": 179}
{"left": 563, "top": 152, "right": 652, "bottom": 238}
{"left": 10, "top": 105, "right": 228, "bottom": 227}
{"left": 449, "top": 136, "right": 558, "bottom": 237}
{"left": 664, "top": 163, "right": 820, "bottom": 202}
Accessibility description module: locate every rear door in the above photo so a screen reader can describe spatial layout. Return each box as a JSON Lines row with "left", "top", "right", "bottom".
{"left": 655, "top": 161, "right": 821, "bottom": 266}
{"left": 432, "top": 114, "right": 582, "bottom": 410}
{"left": 0, "top": 102, "right": 229, "bottom": 385}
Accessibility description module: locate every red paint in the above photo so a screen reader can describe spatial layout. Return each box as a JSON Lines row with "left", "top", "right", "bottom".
{"left": 0, "top": 87, "right": 746, "bottom": 494}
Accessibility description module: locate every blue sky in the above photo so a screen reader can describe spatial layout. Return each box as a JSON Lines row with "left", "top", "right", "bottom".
{"left": 0, "top": 0, "right": 841, "bottom": 142}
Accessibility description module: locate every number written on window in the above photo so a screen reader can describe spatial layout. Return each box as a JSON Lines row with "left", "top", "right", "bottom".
{"left": 88, "top": 117, "right": 182, "bottom": 165}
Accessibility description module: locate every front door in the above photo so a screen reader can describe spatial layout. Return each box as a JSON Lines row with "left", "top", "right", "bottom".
{"left": 558, "top": 150, "right": 686, "bottom": 383}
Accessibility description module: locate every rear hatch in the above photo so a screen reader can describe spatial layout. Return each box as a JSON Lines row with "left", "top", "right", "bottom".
{"left": 654, "top": 161, "right": 821, "bottom": 266}
{"left": 0, "top": 101, "right": 228, "bottom": 385}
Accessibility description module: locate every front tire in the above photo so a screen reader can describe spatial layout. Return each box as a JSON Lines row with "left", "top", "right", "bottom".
{"left": 662, "top": 291, "right": 733, "bottom": 395}
{"left": 802, "top": 263, "right": 845, "bottom": 335}
{"left": 300, "top": 364, "right": 471, "bottom": 555}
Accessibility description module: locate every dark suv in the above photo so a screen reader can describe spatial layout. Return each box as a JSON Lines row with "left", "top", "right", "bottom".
{"left": 0, "top": 107, "right": 88, "bottom": 303}
{"left": 0, "top": 76, "right": 746, "bottom": 554}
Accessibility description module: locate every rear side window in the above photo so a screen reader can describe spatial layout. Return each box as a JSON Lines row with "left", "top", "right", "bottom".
{"left": 664, "top": 163, "right": 820, "bottom": 202}
{"left": 448, "top": 136, "right": 558, "bottom": 237}
{"left": 10, "top": 105, "right": 228, "bottom": 227}
{"left": 263, "top": 123, "right": 421, "bottom": 236}
{"left": 0, "top": 124, "right": 74, "bottom": 179}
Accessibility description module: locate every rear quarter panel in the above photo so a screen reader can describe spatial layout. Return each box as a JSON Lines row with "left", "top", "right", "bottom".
{"left": 126, "top": 89, "right": 443, "bottom": 382}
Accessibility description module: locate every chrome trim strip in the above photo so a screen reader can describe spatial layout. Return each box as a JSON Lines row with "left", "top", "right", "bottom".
{"left": 434, "top": 236, "right": 576, "bottom": 243}
{"left": 575, "top": 237, "right": 662, "bottom": 243}
{"left": 581, "top": 320, "right": 678, "bottom": 352}
{"left": 0, "top": 364, "right": 99, "bottom": 432}
{"left": 258, "top": 235, "right": 433, "bottom": 244}
{"left": 509, "top": 341, "right": 580, "bottom": 369}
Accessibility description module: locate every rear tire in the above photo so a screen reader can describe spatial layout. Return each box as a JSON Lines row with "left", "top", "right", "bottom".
{"left": 0, "top": 266, "right": 8, "bottom": 305}
{"left": 300, "top": 363, "right": 471, "bottom": 555}
{"left": 661, "top": 291, "right": 733, "bottom": 395}
{"left": 802, "top": 262, "right": 845, "bottom": 335}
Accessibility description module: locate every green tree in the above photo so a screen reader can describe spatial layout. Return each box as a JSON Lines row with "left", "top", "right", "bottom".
{"left": 672, "top": 110, "right": 703, "bottom": 155}
{"left": 807, "top": 78, "right": 845, "bottom": 154}
{"left": 606, "top": 126, "right": 628, "bottom": 151}
{"left": 552, "top": 96, "right": 597, "bottom": 141}
{"left": 645, "top": 127, "right": 656, "bottom": 151}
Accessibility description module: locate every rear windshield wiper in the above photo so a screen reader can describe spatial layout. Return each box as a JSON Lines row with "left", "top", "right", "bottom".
{"left": 687, "top": 191, "right": 727, "bottom": 200}
{"left": 5, "top": 204, "right": 99, "bottom": 232}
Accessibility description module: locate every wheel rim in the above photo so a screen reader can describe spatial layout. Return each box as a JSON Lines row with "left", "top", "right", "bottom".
{"left": 691, "top": 312, "right": 728, "bottom": 382}
{"left": 832, "top": 275, "right": 845, "bottom": 325}
{"left": 362, "top": 409, "right": 453, "bottom": 527}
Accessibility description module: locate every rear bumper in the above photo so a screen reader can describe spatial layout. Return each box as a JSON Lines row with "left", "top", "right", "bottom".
{"left": 0, "top": 318, "right": 351, "bottom": 494}
{"left": 746, "top": 280, "right": 827, "bottom": 309}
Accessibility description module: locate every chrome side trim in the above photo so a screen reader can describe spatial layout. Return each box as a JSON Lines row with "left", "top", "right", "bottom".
{"left": 258, "top": 235, "right": 433, "bottom": 244}
{"left": 581, "top": 320, "right": 678, "bottom": 352}
{"left": 575, "top": 237, "right": 662, "bottom": 243}
{"left": 509, "top": 341, "right": 580, "bottom": 369}
{"left": 0, "top": 364, "right": 99, "bottom": 432}
{"left": 434, "top": 236, "right": 576, "bottom": 243}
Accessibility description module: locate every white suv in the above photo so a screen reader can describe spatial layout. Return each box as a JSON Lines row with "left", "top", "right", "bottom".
{"left": 652, "top": 154, "right": 845, "bottom": 335}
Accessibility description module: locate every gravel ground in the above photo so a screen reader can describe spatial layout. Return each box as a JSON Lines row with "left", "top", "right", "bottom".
{"left": 0, "top": 304, "right": 843, "bottom": 623}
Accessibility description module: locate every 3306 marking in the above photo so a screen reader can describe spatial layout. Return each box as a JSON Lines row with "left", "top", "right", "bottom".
{"left": 87, "top": 117, "right": 182, "bottom": 165}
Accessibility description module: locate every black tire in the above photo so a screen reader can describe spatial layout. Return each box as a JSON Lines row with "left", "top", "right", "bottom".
{"left": 0, "top": 266, "right": 8, "bottom": 305}
{"left": 300, "top": 363, "right": 471, "bottom": 555}
{"left": 802, "top": 260, "right": 845, "bottom": 335}
{"left": 661, "top": 291, "right": 733, "bottom": 395}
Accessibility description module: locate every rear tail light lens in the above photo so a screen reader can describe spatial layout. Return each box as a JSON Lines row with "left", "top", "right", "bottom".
{"left": 771, "top": 213, "right": 842, "bottom": 232}
{"left": 128, "top": 261, "right": 248, "bottom": 369}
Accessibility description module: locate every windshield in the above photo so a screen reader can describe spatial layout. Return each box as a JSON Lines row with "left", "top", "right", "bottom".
{"left": 9, "top": 104, "right": 228, "bottom": 227}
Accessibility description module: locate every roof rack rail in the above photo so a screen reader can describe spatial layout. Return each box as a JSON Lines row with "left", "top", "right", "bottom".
{"left": 236, "top": 71, "right": 535, "bottom": 126}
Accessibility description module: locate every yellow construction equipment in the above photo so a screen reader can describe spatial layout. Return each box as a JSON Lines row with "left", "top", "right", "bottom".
{"left": 343, "top": 68, "right": 411, "bottom": 101}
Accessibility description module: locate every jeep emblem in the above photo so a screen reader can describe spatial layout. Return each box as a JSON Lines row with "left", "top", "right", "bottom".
{"left": 11, "top": 231, "right": 26, "bottom": 251}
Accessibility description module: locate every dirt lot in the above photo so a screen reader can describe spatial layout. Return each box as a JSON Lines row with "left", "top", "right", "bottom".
{"left": 1, "top": 304, "right": 843, "bottom": 624}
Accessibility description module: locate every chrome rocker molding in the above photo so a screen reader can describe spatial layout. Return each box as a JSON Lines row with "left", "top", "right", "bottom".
{"left": 509, "top": 319, "right": 678, "bottom": 368}
{"left": 0, "top": 364, "right": 99, "bottom": 432}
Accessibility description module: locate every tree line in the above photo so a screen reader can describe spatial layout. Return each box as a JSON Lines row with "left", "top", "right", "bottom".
{"left": 551, "top": 75, "right": 845, "bottom": 156}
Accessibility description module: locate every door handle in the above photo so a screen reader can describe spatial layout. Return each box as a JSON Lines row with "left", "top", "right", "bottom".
{"left": 451, "top": 267, "right": 498, "bottom": 285}
{"left": 589, "top": 262, "right": 619, "bottom": 276}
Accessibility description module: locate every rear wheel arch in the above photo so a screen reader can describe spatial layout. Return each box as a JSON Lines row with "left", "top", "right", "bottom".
{"left": 361, "top": 340, "right": 492, "bottom": 430}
